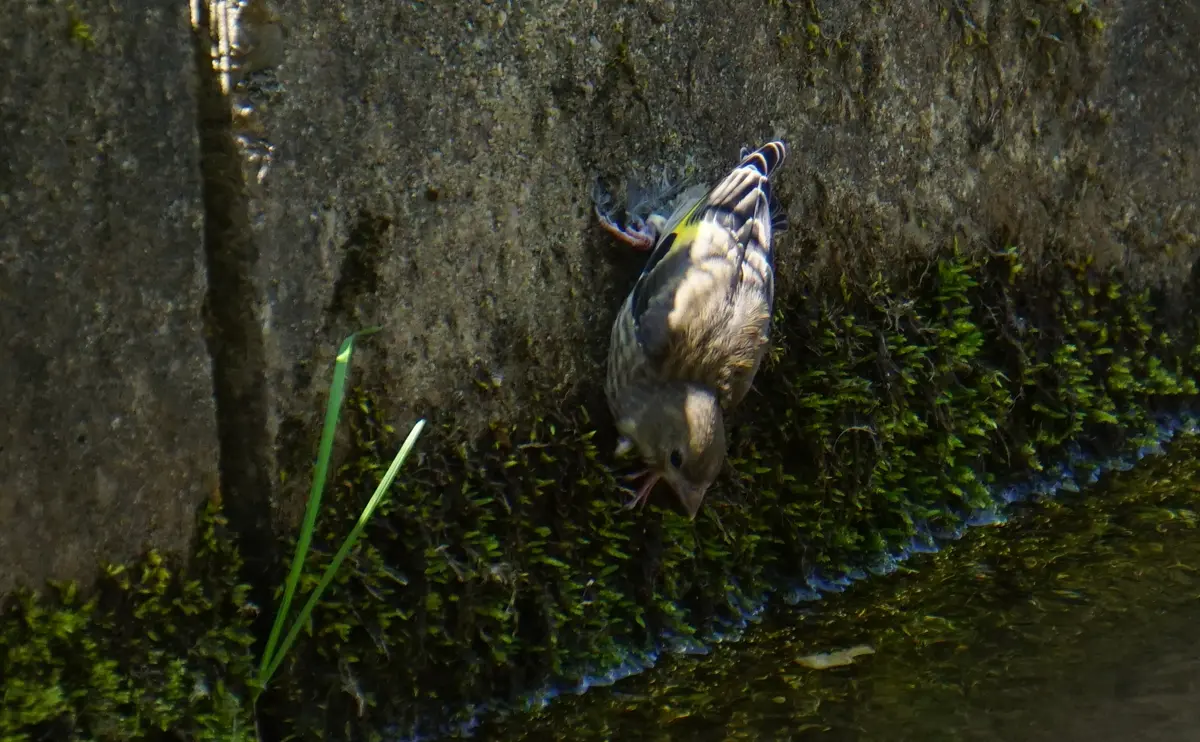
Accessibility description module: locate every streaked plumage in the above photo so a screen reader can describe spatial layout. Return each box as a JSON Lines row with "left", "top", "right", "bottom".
{"left": 595, "top": 141, "right": 789, "bottom": 519}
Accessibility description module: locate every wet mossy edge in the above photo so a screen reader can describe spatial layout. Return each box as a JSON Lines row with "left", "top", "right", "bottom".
{"left": 483, "top": 431, "right": 1200, "bottom": 739}
{"left": 4, "top": 244, "right": 1200, "bottom": 741}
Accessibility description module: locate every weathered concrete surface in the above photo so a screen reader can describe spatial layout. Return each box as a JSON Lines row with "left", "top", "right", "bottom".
{"left": 0, "top": 1, "right": 217, "bottom": 594}
{"left": 243, "top": 0, "right": 1200, "bottom": 522}
{"left": 1103, "top": 0, "right": 1200, "bottom": 299}
{"left": 1, "top": 0, "right": 1197, "bottom": 589}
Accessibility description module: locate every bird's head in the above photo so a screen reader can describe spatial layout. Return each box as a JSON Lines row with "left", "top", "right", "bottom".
{"left": 616, "top": 382, "right": 726, "bottom": 519}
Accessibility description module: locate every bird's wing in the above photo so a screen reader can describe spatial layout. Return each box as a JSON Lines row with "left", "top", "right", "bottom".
{"left": 629, "top": 141, "right": 787, "bottom": 403}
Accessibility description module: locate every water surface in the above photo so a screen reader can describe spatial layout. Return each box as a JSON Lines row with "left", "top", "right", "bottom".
{"left": 481, "top": 436, "right": 1200, "bottom": 741}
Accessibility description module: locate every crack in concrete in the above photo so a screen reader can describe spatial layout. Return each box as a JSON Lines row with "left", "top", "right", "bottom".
{"left": 191, "top": 0, "right": 277, "bottom": 636}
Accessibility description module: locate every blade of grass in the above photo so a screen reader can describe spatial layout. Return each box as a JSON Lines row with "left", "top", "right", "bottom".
{"left": 261, "top": 417, "right": 426, "bottom": 686}
{"left": 255, "top": 327, "right": 381, "bottom": 697}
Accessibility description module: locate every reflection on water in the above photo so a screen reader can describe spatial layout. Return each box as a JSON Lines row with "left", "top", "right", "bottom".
{"left": 481, "top": 435, "right": 1200, "bottom": 741}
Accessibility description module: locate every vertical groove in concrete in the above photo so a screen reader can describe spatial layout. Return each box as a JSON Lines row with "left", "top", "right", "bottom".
{"left": 191, "top": 2, "right": 277, "bottom": 610}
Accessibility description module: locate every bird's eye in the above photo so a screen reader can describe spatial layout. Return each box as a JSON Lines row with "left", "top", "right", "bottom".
{"left": 669, "top": 450, "right": 683, "bottom": 469}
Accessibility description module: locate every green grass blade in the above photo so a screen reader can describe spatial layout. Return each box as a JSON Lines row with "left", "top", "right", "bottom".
{"left": 262, "top": 418, "right": 426, "bottom": 686}
{"left": 255, "top": 327, "right": 380, "bottom": 695}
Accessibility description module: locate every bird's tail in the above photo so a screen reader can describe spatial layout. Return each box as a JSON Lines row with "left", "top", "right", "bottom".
{"left": 696, "top": 140, "right": 788, "bottom": 241}
{"left": 738, "top": 140, "right": 788, "bottom": 179}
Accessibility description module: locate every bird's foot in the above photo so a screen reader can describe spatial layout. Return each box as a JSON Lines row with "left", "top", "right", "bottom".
{"left": 591, "top": 178, "right": 660, "bottom": 251}
{"left": 621, "top": 468, "right": 649, "bottom": 482}
{"left": 621, "top": 471, "right": 661, "bottom": 511}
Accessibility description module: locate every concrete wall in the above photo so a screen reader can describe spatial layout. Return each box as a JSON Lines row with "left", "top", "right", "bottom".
{"left": 1, "top": 0, "right": 1197, "bottom": 594}
{"left": 246, "top": 0, "right": 1200, "bottom": 518}
{"left": 0, "top": 0, "right": 217, "bottom": 594}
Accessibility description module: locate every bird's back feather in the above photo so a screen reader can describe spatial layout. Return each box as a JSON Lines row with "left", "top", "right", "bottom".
{"left": 611, "top": 141, "right": 789, "bottom": 411}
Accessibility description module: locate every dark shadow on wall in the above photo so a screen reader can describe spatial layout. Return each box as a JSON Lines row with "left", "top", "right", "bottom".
{"left": 191, "top": 0, "right": 277, "bottom": 650}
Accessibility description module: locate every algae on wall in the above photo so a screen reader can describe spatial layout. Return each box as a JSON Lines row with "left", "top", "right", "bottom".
{"left": 0, "top": 502, "right": 256, "bottom": 741}
{"left": 4, "top": 242, "right": 1198, "bottom": 741}
{"left": 259, "top": 245, "right": 1199, "bottom": 739}
{"left": 6, "top": 0, "right": 1200, "bottom": 739}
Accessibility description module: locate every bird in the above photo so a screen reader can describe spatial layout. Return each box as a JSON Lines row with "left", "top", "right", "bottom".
{"left": 594, "top": 140, "right": 789, "bottom": 520}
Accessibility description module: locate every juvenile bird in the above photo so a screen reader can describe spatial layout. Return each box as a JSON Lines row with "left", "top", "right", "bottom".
{"left": 595, "top": 140, "right": 789, "bottom": 519}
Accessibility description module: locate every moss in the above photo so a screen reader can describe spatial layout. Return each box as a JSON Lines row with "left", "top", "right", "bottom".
{"left": 254, "top": 243, "right": 1199, "bottom": 739}
{"left": 478, "top": 427, "right": 1200, "bottom": 739}
{"left": 67, "top": 17, "right": 93, "bottom": 49}
{"left": 65, "top": 5, "right": 94, "bottom": 50}
{"left": 0, "top": 500, "right": 257, "bottom": 741}
{"left": 2, "top": 240, "right": 1198, "bottom": 740}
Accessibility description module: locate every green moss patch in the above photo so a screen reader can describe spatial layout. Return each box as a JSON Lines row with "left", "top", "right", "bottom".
{"left": 478, "top": 428, "right": 1200, "bottom": 739}
{"left": 3, "top": 245, "right": 1199, "bottom": 741}
{"left": 0, "top": 502, "right": 256, "bottom": 742}
{"left": 261, "top": 246, "right": 1199, "bottom": 738}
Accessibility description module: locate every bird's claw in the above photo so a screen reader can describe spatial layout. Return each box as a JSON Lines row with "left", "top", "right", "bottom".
{"left": 619, "top": 471, "right": 661, "bottom": 511}
{"left": 595, "top": 206, "right": 658, "bottom": 252}
{"left": 592, "top": 177, "right": 662, "bottom": 251}
{"left": 621, "top": 493, "right": 649, "bottom": 511}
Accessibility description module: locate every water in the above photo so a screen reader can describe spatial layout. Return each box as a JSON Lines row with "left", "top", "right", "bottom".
{"left": 477, "top": 436, "right": 1200, "bottom": 741}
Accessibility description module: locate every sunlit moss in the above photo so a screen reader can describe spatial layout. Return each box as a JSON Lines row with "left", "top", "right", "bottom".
{"left": 0, "top": 501, "right": 257, "bottom": 741}
{"left": 2, "top": 239, "right": 1197, "bottom": 740}
{"left": 66, "top": 9, "right": 94, "bottom": 50}
{"left": 257, "top": 244, "right": 1200, "bottom": 739}
{"left": 479, "top": 431, "right": 1200, "bottom": 740}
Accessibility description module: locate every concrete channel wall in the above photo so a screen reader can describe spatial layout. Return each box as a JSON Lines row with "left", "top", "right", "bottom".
{"left": 1, "top": 0, "right": 1198, "bottom": 596}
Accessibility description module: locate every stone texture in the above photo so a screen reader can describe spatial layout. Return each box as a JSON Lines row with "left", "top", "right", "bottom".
{"left": 241, "top": 0, "right": 1200, "bottom": 523}
{"left": 2, "top": 0, "right": 1198, "bottom": 588}
{"left": 0, "top": 0, "right": 217, "bottom": 595}
{"left": 1102, "top": 0, "right": 1200, "bottom": 297}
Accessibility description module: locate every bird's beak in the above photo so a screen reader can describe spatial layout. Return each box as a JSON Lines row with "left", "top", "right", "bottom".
{"left": 676, "top": 484, "right": 708, "bottom": 521}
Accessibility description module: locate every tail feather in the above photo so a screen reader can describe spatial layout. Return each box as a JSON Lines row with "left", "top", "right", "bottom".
{"left": 690, "top": 140, "right": 787, "bottom": 232}
{"left": 738, "top": 140, "right": 788, "bottom": 178}
{"left": 754, "top": 141, "right": 789, "bottom": 233}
